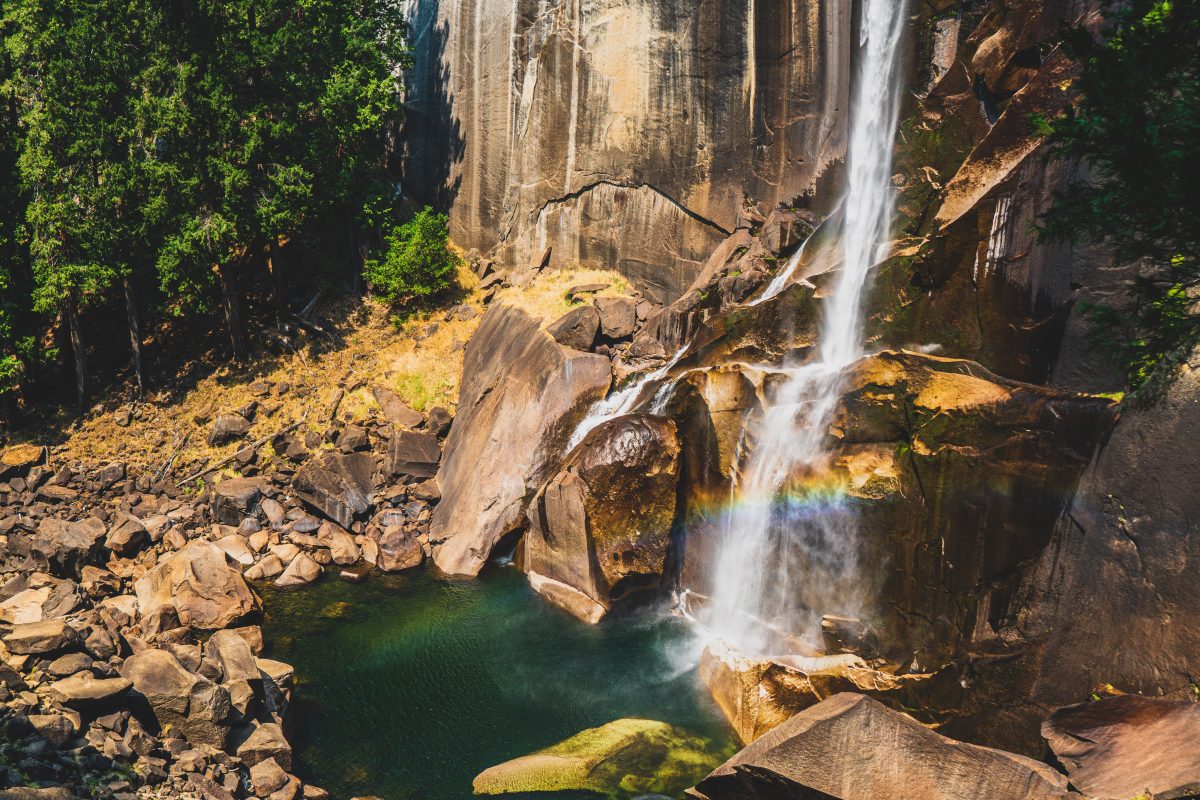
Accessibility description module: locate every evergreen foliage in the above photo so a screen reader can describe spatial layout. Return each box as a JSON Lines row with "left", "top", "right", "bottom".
{"left": 0, "top": 0, "right": 411, "bottom": 413}
{"left": 364, "top": 207, "right": 458, "bottom": 306}
{"left": 1038, "top": 0, "right": 1200, "bottom": 401}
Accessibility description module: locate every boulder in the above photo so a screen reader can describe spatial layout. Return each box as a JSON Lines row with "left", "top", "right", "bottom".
{"left": 236, "top": 721, "right": 292, "bottom": 770}
{"left": 0, "top": 575, "right": 82, "bottom": 624}
{"left": 292, "top": 453, "right": 375, "bottom": 528}
{"left": 30, "top": 517, "right": 107, "bottom": 578}
{"left": 134, "top": 540, "right": 259, "bottom": 631}
{"left": 316, "top": 522, "right": 359, "bottom": 566}
{"left": 208, "top": 413, "right": 252, "bottom": 446}
{"left": 371, "top": 385, "right": 423, "bottom": 428}
{"left": 474, "top": 718, "right": 726, "bottom": 798}
{"left": 0, "top": 443, "right": 46, "bottom": 479}
{"left": 1042, "top": 695, "right": 1200, "bottom": 800}
{"left": 213, "top": 534, "right": 255, "bottom": 567}
{"left": 205, "top": 629, "right": 261, "bottom": 684}
{"left": 2, "top": 619, "right": 80, "bottom": 655}
{"left": 211, "top": 478, "right": 265, "bottom": 526}
{"left": 524, "top": 415, "right": 679, "bottom": 622}
{"left": 28, "top": 714, "right": 75, "bottom": 748}
{"left": 546, "top": 306, "right": 600, "bottom": 351}
{"left": 432, "top": 305, "right": 610, "bottom": 576}
{"left": 689, "top": 694, "right": 1077, "bottom": 800}
{"left": 121, "top": 648, "right": 232, "bottom": 748}
{"left": 376, "top": 526, "right": 423, "bottom": 572}
{"left": 594, "top": 297, "right": 638, "bottom": 339}
{"left": 386, "top": 431, "right": 441, "bottom": 480}
{"left": 104, "top": 512, "right": 149, "bottom": 556}
{"left": 47, "top": 672, "right": 133, "bottom": 707}
{"left": 245, "top": 554, "right": 284, "bottom": 581}
{"left": 274, "top": 552, "right": 322, "bottom": 587}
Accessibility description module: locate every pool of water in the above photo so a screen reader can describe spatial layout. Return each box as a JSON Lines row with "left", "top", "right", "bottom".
{"left": 261, "top": 567, "right": 734, "bottom": 800}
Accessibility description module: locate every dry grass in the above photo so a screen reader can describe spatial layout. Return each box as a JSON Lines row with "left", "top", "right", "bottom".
{"left": 25, "top": 263, "right": 630, "bottom": 478}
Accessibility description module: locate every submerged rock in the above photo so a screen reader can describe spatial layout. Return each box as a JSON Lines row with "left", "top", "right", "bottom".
{"left": 689, "top": 693, "right": 1077, "bottom": 800}
{"left": 473, "top": 718, "right": 727, "bottom": 798}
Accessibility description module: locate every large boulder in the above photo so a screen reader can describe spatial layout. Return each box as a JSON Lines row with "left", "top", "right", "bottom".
{"left": 1042, "top": 696, "right": 1200, "bottom": 800}
{"left": 386, "top": 431, "right": 441, "bottom": 480}
{"left": 134, "top": 540, "right": 259, "bottom": 631}
{"left": 2, "top": 619, "right": 80, "bottom": 655}
{"left": 211, "top": 477, "right": 265, "bottom": 526}
{"left": 121, "top": 648, "right": 232, "bottom": 748}
{"left": 0, "top": 574, "right": 82, "bottom": 624}
{"left": 0, "top": 444, "right": 45, "bottom": 479}
{"left": 105, "top": 511, "right": 149, "bottom": 556}
{"left": 431, "top": 304, "right": 611, "bottom": 576}
{"left": 474, "top": 718, "right": 727, "bottom": 798}
{"left": 47, "top": 672, "right": 132, "bottom": 708}
{"left": 689, "top": 693, "right": 1077, "bottom": 800}
{"left": 546, "top": 306, "right": 600, "bottom": 351}
{"left": 29, "top": 517, "right": 108, "bottom": 578}
{"left": 524, "top": 414, "right": 680, "bottom": 622}
{"left": 292, "top": 453, "right": 375, "bottom": 528}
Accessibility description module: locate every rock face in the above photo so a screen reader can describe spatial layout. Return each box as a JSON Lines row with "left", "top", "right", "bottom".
{"left": 403, "top": 0, "right": 850, "bottom": 301}
{"left": 689, "top": 693, "right": 1077, "bottom": 800}
{"left": 473, "top": 718, "right": 727, "bottom": 799}
{"left": 431, "top": 304, "right": 610, "bottom": 576}
{"left": 524, "top": 414, "right": 680, "bottom": 622}
{"left": 1042, "top": 696, "right": 1200, "bottom": 800}
{"left": 134, "top": 540, "right": 259, "bottom": 631}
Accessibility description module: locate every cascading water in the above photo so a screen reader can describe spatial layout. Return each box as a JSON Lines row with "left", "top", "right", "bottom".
{"left": 700, "top": 0, "right": 909, "bottom": 656}
{"left": 567, "top": 345, "right": 688, "bottom": 450}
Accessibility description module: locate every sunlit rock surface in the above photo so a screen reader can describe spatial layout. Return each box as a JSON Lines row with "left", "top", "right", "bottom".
{"left": 431, "top": 303, "right": 610, "bottom": 576}
{"left": 403, "top": 0, "right": 850, "bottom": 300}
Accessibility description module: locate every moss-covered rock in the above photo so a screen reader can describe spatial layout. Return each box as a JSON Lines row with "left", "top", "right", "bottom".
{"left": 472, "top": 718, "right": 730, "bottom": 798}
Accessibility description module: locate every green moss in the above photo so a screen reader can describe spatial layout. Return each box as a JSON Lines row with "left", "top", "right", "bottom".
{"left": 472, "top": 718, "right": 734, "bottom": 799}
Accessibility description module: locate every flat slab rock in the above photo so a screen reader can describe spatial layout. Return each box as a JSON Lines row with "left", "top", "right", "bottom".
{"left": 689, "top": 693, "right": 1079, "bottom": 800}
{"left": 1042, "top": 695, "right": 1200, "bottom": 800}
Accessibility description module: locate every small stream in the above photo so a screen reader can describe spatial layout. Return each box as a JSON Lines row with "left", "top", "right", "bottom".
{"left": 261, "top": 569, "right": 734, "bottom": 800}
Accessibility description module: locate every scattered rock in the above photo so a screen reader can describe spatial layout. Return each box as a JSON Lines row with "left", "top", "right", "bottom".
{"left": 2, "top": 619, "right": 80, "bottom": 655}
{"left": 105, "top": 511, "right": 149, "bottom": 556}
{"left": 376, "top": 526, "right": 423, "bottom": 573}
{"left": 208, "top": 413, "right": 252, "bottom": 446}
{"left": 594, "top": 297, "right": 638, "bottom": 340}
{"left": 48, "top": 672, "right": 133, "bottom": 707}
{"left": 274, "top": 552, "right": 322, "bottom": 587}
{"left": 386, "top": 431, "right": 441, "bottom": 480}
{"left": 211, "top": 477, "right": 265, "bottom": 526}
{"left": 1, "top": 443, "right": 46, "bottom": 479}
{"left": 371, "top": 385, "right": 423, "bottom": 429}
{"left": 236, "top": 722, "right": 293, "bottom": 770}
{"left": 293, "top": 453, "right": 375, "bottom": 528}
{"left": 121, "top": 648, "right": 232, "bottom": 748}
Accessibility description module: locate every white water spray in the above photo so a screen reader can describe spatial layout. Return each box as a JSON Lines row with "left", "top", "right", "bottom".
{"left": 701, "top": 0, "right": 909, "bottom": 656}
{"left": 567, "top": 346, "right": 688, "bottom": 451}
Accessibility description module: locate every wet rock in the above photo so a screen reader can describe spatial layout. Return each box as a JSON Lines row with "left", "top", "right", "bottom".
{"left": 292, "top": 453, "right": 375, "bottom": 528}
{"left": 474, "top": 718, "right": 725, "bottom": 798}
{"left": 211, "top": 478, "right": 265, "bottom": 526}
{"left": 432, "top": 305, "right": 610, "bottom": 576}
{"left": 376, "top": 526, "right": 423, "bottom": 573}
{"left": 594, "top": 297, "right": 638, "bottom": 340}
{"left": 208, "top": 413, "right": 252, "bottom": 446}
{"left": 121, "top": 648, "right": 232, "bottom": 748}
{"left": 274, "top": 552, "right": 322, "bottom": 587}
{"left": 524, "top": 415, "right": 679, "bottom": 622}
{"left": 371, "top": 385, "right": 424, "bottom": 429}
{"left": 546, "top": 306, "right": 600, "bottom": 351}
{"left": 134, "top": 540, "right": 259, "bottom": 631}
{"left": 1042, "top": 695, "right": 1200, "bottom": 800}
{"left": 690, "top": 694, "right": 1077, "bottom": 800}
{"left": 386, "top": 431, "right": 441, "bottom": 481}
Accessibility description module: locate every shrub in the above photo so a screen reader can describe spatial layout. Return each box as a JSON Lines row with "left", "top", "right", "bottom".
{"left": 365, "top": 207, "right": 458, "bottom": 305}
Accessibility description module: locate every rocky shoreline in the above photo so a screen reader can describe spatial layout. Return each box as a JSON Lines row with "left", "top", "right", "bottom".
{"left": 1, "top": 387, "right": 452, "bottom": 800}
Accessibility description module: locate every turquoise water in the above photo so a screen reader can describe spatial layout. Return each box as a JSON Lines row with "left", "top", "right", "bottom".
{"left": 261, "top": 568, "right": 734, "bottom": 800}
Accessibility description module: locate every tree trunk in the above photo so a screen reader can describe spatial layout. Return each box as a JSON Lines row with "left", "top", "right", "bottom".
{"left": 346, "top": 206, "right": 363, "bottom": 295}
{"left": 267, "top": 238, "right": 284, "bottom": 329}
{"left": 64, "top": 297, "right": 87, "bottom": 413}
{"left": 217, "top": 262, "right": 249, "bottom": 362}
{"left": 124, "top": 276, "right": 144, "bottom": 398}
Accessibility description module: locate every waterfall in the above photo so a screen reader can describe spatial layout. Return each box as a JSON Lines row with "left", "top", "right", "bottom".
{"left": 701, "top": 0, "right": 909, "bottom": 656}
